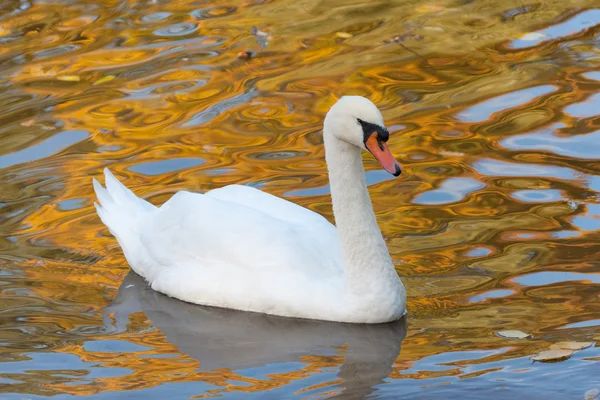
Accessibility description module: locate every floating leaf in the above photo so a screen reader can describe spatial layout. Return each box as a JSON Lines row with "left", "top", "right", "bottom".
{"left": 336, "top": 32, "right": 352, "bottom": 39}
{"left": 550, "top": 341, "right": 594, "bottom": 351}
{"left": 530, "top": 349, "right": 573, "bottom": 363}
{"left": 57, "top": 75, "right": 80, "bottom": 82}
{"left": 496, "top": 330, "right": 532, "bottom": 339}
{"left": 93, "top": 75, "right": 115, "bottom": 85}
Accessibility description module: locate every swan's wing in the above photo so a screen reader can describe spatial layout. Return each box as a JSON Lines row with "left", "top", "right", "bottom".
{"left": 139, "top": 190, "right": 342, "bottom": 278}
{"left": 206, "top": 184, "right": 333, "bottom": 231}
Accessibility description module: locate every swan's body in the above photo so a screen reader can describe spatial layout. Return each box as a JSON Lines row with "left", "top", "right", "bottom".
{"left": 94, "top": 96, "right": 406, "bottom": 323}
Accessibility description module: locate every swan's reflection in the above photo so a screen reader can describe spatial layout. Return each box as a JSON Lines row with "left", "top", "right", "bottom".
{"left": 104, "top": 271, "right": 407, "bottom": 398}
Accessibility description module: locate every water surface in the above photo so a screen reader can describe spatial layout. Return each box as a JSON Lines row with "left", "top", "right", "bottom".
{"left": 1, "top": 0, "right": 600, "bottom": 398}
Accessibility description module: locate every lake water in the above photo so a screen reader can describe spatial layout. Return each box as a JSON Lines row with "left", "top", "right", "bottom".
{"left": 1, "top": 0, "right": 600, "bottom": 398}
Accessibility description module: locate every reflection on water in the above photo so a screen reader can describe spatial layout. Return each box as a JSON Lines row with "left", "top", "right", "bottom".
{"left": 102, "top": 272, "right": 407, "bottom": 398}
{"left": 1, "top": 0, "right": 600, "bottom": 398}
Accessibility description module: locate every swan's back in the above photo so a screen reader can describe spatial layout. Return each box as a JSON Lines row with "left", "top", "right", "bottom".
{"left": 94, "top": 169, "right": 350, "bottom": 321}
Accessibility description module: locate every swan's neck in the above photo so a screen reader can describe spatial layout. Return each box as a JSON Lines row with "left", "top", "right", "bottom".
{"left": 324, "top": 134, "right": 401, "bottom": 295}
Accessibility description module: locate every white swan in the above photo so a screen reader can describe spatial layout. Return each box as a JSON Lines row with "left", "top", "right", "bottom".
{"left": 93, "top": 96, "right": 406, "bottom": 323}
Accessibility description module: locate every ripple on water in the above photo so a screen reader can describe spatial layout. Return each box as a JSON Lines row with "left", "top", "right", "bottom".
{"left": 510, "top": 271, "right": 600, "bottom": 287}
{"left": 56, "top": 198, "right": 86, "bottom": 211}
{"left": 500, "top": 123, "right": 600, "bottom": 159}
{"left": 83, "top": 340, "right": 151, "bottom": 353}
{"left": 124, "top": 80, "right": 207, "bottom": 99}
{"left": 583, "top": 71, "right": 600, "bottom": 81}
{"left": 508, "top": 9, "right": 600, "bottom": 49}
{"left": 128, "top": 158, "right": 205, "bottom": 176}
{"left": 473, "top": 159, "right": 579, "bottom": 180}
{"left": 571, "top": 203, "right": 600, "bottom": 232}
{"left": 140, "top": 12, "right": 172, "bottom": 23}
{"left": 248, "top": 150, "right": 308, "bottom": 161}
{"left": 465, "top": 246, "right": 494, "bottom": 257}
{"left": 564, "top": 93, "right": 600, "bottom": 119}
{"left": 190, "top": 6, "right": 237, "bottom": 20}
{"left": 469, "top": 289, "right": 515, "bottom": 303}
{"left": 561, "top": 319, "right": 600, "bottom": 329}
{"left": 32, "top": 44, "right": 80, "bottom": 60}
{"left": 456, "top": 85, "right": 557, "bottom": 123}
{"left": 510, "top": 189, "right": 564, "bottom": 203}
{"left": 0, "top": 130, "right": 89, "bottom": 169}
{"left": 413, "top": 178, "right": 485, "bottom": 205}
{"left": 285, "top": 169, "right": 395, "bottom": 197}
{"left": 153, "top": 23, "right": 198, "bottom": 37}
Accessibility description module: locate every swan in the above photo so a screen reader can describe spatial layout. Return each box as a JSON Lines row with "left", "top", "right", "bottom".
{"left": 93, "top": 95, "right": 406, "bottom": 323}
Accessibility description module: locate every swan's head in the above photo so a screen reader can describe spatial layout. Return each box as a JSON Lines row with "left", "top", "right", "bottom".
{"left": 324, "top": 96, "right": 401, "bottom": 176}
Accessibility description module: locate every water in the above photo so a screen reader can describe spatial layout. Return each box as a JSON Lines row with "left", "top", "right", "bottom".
{"left": 1, "top": 0, "right": 599, "bottom": 398}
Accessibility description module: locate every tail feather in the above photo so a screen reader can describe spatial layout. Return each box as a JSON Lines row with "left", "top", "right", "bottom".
{"left": 93, "top": 177, "right": 113, "bottom": 210}
{"left": 93, "top": 168, "right": 156, "bottom": 236}
{"left": 94, "top": 168, "right": 159, "bottom": 279}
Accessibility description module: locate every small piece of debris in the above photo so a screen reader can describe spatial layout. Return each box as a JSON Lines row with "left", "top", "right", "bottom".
{"left": 57, "top": 75, "right": 80, "bottom": 82}
{"left": 252, "top": 26, "right": 268, "bottom": 38}
{"left": 30, "top": 259, "right": 46, "bottom": 266}
{"left": 251, "top": 26, "right": 270, "bottom": 48}
{"left": 93, "top": 75, "right": 115, "bottom": 85}
{"left": 550, "top": 341, "right": 594, "bottom": 351}
{"left": 336, "top": 32, "right": 352, "bottom": 39}
{"left": 385, "top": 30, "right": 424, "bottom": 43}
{"left": 125, "top": 284, "right": 135, "bottom": 288}
{"left": 496, "top": 330, "right": 532, "bottom": 339}
{"left": 236, "top": 50, "right": 254, "bottom": 60}
{"left": 530, "top": 349, "right": 573, "bottom": 363}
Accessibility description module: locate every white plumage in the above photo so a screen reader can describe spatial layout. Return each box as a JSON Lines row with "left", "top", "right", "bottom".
{"left": 94, "top": 96, "right": 406, "bottom": 323}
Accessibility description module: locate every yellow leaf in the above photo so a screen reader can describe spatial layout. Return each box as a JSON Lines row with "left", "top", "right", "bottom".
{"left": 93, "top": 75, "right": 115, "bottom": 85}
{"left": 336, "top": 32, "right": 352, "bottom": 39}
{"left": 57, "top": 75, "right": 80, "bottom": 82}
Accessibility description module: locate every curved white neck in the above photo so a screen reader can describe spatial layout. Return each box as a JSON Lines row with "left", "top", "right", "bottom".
{"left": 323, "top": 133, "right": 401, "bottom": 295}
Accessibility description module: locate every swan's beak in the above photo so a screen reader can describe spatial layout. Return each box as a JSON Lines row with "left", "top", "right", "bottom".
{"left": 365, "top": 132, "right": 402, "bottom": 176}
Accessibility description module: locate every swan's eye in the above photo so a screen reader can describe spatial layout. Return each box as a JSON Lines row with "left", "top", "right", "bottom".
{"left": 356, "top": 118, "right": 364, "bottom": 125}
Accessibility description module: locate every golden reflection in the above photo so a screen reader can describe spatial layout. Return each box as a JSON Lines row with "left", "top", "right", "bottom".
{"left": 1, "top": 0, "right": 600, "bottom": 397}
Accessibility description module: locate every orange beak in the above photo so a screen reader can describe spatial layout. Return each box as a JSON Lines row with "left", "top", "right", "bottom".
{"left": 365, "top": 132, "right": 402, "bottom": 176}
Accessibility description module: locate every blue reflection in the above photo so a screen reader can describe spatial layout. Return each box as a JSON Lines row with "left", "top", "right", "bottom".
{"left": 457, "top": 85, "right": 556, "bottom": 123}
{"left": 128, "top": 158, "right": 205, "bottom": 176}
{"left": 0, "top": 130, "right": 89, "bottom": 169}
{"left": 508, "top": 9, "right": 600, "bottom": 49}
{"left": 413, "top": 178, "right": 484, "bottom": 205}
{"left": 512, "top": 271, "right": 600, "bottom": 286}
